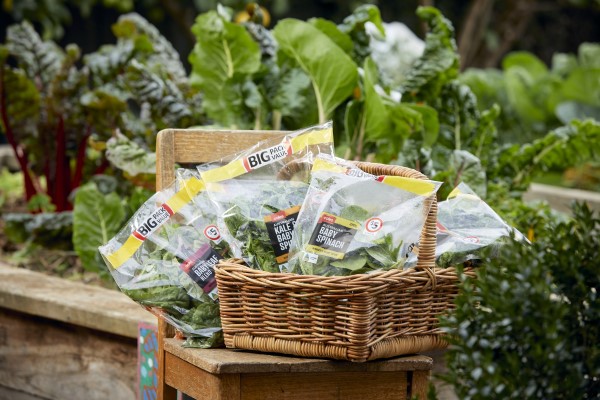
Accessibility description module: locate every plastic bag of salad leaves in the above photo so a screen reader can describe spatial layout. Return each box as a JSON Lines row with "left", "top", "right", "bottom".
{"left": 287, "top": 156, "right": 442, "bottom": 276}
{"left": 433, "top": 183, "right": 527, "bottom": 268}
{"left": 200, "top": 121, "right": 334, "bottom": 183}
{"left": 199, "top": 122, "right": 334, "bottom": 272}
{"left": 99, "top": 175, "right": 231, "bottom": 348}
{"left": 205, "top": 179, "right": 308, "bottom": 272}
{"left": 176, "top": 168, "right": 233, "bottom": 258}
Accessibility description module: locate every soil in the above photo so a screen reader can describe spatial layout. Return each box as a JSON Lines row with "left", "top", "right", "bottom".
{"left": 0, "top": 197, "right": 115, "bottom": 289}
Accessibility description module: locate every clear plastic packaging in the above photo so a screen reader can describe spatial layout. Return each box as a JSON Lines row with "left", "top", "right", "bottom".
{"left": 99, "top": 176, "right": 230, "bottom": 347}
{"left": 434, "top": 183, "right": 527, "bottom": 268}
{"left": 288, "top": 156, "right": 442, "bottom": 275}
{"left": 199, "top": 122, "right": 335, "bottom": 271}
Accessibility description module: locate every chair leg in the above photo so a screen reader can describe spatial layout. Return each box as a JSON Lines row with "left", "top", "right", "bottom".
{"left": 157, "top": 318, "right": 177, "bottom": 400}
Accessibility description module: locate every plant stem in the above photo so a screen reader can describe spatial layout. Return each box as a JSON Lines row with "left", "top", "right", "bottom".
{"left": 53, "top": 115, "right": 70, "bottom": 211}
{"left": 272, "top": 110, "right": 282, "bottom": 131}
{"left": 311, "top": 78, "right": 325, "bottom": 124}
{"left": 355, "top": 110, "right": 367, "bottom": 160}
{"left": 72, "top": 125, "right": 91, "bottom": 191}
{"left": 0, "top": 68, "right": 39, "bottom": 201}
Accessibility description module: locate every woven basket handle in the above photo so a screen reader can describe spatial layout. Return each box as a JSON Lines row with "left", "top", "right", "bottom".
{"left": 352, "top": 162, "right": 437, "bottom": 272}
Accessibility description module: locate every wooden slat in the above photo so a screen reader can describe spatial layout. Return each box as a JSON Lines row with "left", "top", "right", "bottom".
{"left": 240, "top": 371, "right": 407, "bottom": 400}
{"left": 409, "top": 370, "right": 431, "bottom": 399}
{"left": 164, "top": 338, "right": 433, "bottom": 374}
{"left": 155, "top": 129, "right": 284, "bottom": 190}
{"left": 165, "top": 353, "right": 240, "bottom": 400}
{"left": 158, "top": 319, "right": 177, "bottom": 400}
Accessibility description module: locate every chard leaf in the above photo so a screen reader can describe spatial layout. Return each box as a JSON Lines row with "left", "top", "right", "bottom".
{"left": 74, "top": 183, "right": 125, "bottom": 273}
{"left": 114, "top": 13, "right": 187, "bottom": 83}
{"left": 0, "top": 67, "right": 40, "bottom": 135}
{"left": 449, "top": 150, "right": 487, "bottom": 198}
{"left": 402, "top": 103, "right": 440, "bottom": 147}
{"left": 504, "top": 67, "right": 547, "bottom": 122}
{"left": 106, "top": 132, "right": 156, "bottom": 176}
{"left": 495, "top": 119, "right": 600, "bottom": 190}
{"left": 274, "top": 19, "right": 358, "bottom": 123}
{"left": 560, "top": 67, "right": 600, "bottom": 107}
{"left": 125, "top": 59, "right": 194, "bottom": 128}
{"left": 578, "top": 42, "right": 600, "bottom": 68}
{"left": 338, "top": 4, "right": 385, "bottom": 63}
{"left": 270, "top": 66, "right": 312, "bottom": 119}
{"left": 6, "top": 21, "right": 64, "bottom": 86}
{"left": 363, "top": 57, "right": 389, "bottom": 140}
{"left": 309, "top": 18, "right": 353, "bottom": 55}
{"left": 401, "top": 6, "right": 459, "bottom": 102}
{"left": 502, "top": 52, "right": 548, "bottom": 77}
{"left": 555, "top": 101, "right": 600, "bottom": 124}
{"left": 189, "top": 11, "right": 261, "bottom": 128}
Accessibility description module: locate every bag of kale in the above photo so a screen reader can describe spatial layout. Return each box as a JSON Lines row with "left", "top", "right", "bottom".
{"left": 433, "top": 183, "right": 527, "bottom": 268}
{"left": 287, "top": 156, "right": 441, "bottom": 276}
{"left": 199, "top": 122, "right": 334, "bottom": 272}
{"left": 206, "top": 179, "right": 307, "bottom": 272}
{"left": 99, "top": 176, "right": 231, "bottom": 348}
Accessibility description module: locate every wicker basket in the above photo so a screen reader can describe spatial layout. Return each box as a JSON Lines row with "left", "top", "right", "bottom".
{"left": 215, "top": 162, "right": 475, "bottom": 362}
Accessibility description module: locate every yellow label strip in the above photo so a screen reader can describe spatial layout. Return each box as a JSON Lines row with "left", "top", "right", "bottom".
{"left": 376, "top": 176, "right": 437, "bottom": 196}
{"left": 305, "top": 244, "right": 345, "bottom": 260}
{"left": 202, "top": 128, "right": 333, "bottom": 183}
{"left": 105, "top": 177, "right": 205, "bottom": 269}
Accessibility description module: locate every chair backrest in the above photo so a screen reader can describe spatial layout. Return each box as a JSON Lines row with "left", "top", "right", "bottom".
{"left": 155, "top": 128, "right": 284, "bottom": 190}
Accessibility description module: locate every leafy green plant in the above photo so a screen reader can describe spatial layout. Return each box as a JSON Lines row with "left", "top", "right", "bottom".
{"left": 460, "top": 43, "right": 600, "bottom": 145}
{"left": 1, "top": 13, "right": 203, "bottom": 274}
{"left": 440, "top": 203, "right": 600, "bottom": 399}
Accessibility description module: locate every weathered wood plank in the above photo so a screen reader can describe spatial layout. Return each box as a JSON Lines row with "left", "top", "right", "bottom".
{"left": 0, "top": 308, "right": 138, "bottom": 400}
{"left": 0, "top": 263, "right": 155, "bottom": 339}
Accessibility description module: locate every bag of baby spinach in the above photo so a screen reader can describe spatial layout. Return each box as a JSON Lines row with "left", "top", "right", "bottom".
{"left": 199, "top": 122, "right": 334, "bottom": 272}
{"left": 99, "top": 176, "right": 231, "bottom": 348}
{"left": 287, "top": 156, "right": 442, "bottom": 276}
{"left": 433, "top": 183, "right": 527, "bottom": 268}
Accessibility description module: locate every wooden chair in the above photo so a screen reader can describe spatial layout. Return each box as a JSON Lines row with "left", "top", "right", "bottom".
{"left": 155, "top": 128, "right": 433, "bottom": 400}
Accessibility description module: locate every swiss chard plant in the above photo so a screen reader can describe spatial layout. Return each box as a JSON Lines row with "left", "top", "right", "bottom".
{"left": 0, "top": 13, "right": 206, "bottom": 273}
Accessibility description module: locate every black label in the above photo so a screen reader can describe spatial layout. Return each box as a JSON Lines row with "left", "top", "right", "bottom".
{"left": 264, "top": 205, "right": 300, "bottom": 264}
{"left": 179, "top": 243, "right": 221, "bottom": 300}
{"left": 305, "top": 212, "right": 360, "bottom": 260}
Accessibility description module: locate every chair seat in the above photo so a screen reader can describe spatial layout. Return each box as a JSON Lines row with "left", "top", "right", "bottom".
{"left": 163, "top": 338, "right": 432, "bottom": 400}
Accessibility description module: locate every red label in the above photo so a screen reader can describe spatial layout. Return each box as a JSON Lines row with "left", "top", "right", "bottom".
{"left": 320, "top": 214, "right": 336, "bottom": 224}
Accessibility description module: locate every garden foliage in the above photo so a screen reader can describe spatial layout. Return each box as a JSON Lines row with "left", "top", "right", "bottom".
{"left": 1, "top": 5, "right": 599, "bottom": 278}
{"left": 441, "top": 204, "right": 600, "bottom": 399}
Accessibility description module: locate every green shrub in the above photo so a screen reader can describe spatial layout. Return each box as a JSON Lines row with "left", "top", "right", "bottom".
{"left": 441, "top": 203, "right": 600, "bottom": 399}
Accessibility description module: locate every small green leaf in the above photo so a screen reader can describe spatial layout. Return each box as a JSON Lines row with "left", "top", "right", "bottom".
{"left": 105, "top": 132, "right": 156, "bottom": 176}
{"left": 309, "top": 18, "right": 353, "bottom": 55}
{"left": 74, "top": 183, "right": 125, "bottom": 273}
{"left": 331, "top": 254, "right": 367, "bottom": 271}
{"left": 502, "top": 51, "right": 548, "bottom": 77}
